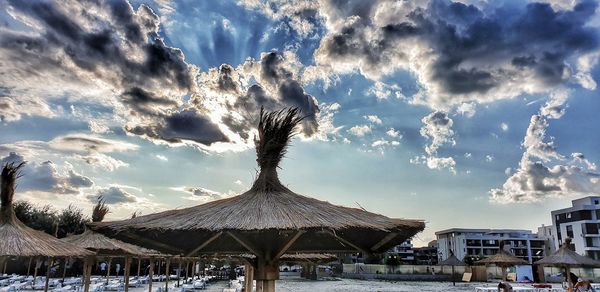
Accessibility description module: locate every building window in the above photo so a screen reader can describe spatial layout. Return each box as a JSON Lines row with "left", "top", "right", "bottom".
{"left": 566, "top": 225, "right": 574, "bottom": 238}
{"left": 595, "top": 200, "right": 599, "bottom": 205}
{"left": 567, "top": 213, "right": 572, "bottom": 219}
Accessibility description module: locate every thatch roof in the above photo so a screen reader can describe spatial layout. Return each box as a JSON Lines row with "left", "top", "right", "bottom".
{"left": 439, "top": 252, "right": 465, "bottom": 266}
{"left": 0, "top": 163, "right": 93, "bottom": 258}
{"left": 91, "top": 108, "right": 424, "bottom": 256}
{"left": 535, "top": 238, "right": 600, "bottom": 267}
{"left": 476, "top": 241, "right": 528, "bottom": 266}
{"left": 62, "top": 199, "right": 160, "bottom": 257}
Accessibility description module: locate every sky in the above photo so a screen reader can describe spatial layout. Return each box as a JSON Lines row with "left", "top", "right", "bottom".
{"left": 1, "top": 0, "right": 600, "bottom": 246}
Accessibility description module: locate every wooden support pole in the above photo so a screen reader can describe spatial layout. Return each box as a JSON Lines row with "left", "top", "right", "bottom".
{"left": 177, "top": 259, "right": 182, "bottom": 287}
{"left": 81, "top": 259, "right": 87, "bottom": 291}
{"left": 27, "top": 258, "right": 32, "bottom": 277}
{"left": 244, "top": 264, "right": 254, "bottom": 292}
{"left": 185, "top": 261, "right": 190, "bottom": 283}
{"left": 106, "top": 257, "right": 112, "bottom": 284}
{"left": 44, "top": 258, "right": 53, "bottom": 292}
{"left": 157, "top": 260, "right": 161, "bottom": 279}
{"left": 62, "top": 258, "right": 68, "bottom": 282}
{"left": 84, "top": 257, "right": 92, "bottom": 292}
{"left": 148, "top": 259, "right": 154, "bottom": 292}
{"left": 124, "top": 257, "right": 131, "bottom": 292}
{"left": 33, "top": 258, "right": 39, "bottom": 282}
{"left": 137, "top": 258, "right": 141, "bottom": 277}
{"left": 2, "top": 259, "right": 7, "bottom": 274}
{"left": 164, "top": 258, "right": 171, "bottom": 292}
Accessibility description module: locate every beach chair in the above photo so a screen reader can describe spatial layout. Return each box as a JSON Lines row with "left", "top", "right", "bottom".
{"left": 53, "top": 284, "right": 73, "bottom": 291}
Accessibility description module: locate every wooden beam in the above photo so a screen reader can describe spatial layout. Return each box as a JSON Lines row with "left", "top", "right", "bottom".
{"left": 185, "top": 232, "right": 223, "bottom": 256}
{"left": 328, "top": 230, "right": 368, "bottom": 254}
{"left": 272, "top": 230, "right": 305, "bottom": 261}
{"left": 226, "top": 232, "right": 262, "bottom": 256}
{"left": 370, "top": 233, "right": 398, "bottom": 252}
{"left": 121, "top": 233, "right": 182, "bottom": 254}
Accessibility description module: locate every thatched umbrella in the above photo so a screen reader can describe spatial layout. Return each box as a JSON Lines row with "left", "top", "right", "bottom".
{"left": 91, "top": 108, "right": 425, "bottom": 292}
{"left": 438, "top": 250, "right": 465, "bottom": 286}
{"left": 476, "top": 241, "right": 528, "bottom": 281}
{"left": 0, "top": 163, "right": 94, "bottom": 292}
{"left": 63, "top": 199, "right": 161, "bottom": 292}
{"left": 535, "top": 238, "right": 600, "bottom": 289}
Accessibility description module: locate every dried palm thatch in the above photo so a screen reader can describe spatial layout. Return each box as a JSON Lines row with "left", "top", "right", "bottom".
{"left": 536, "top": 238, "right": 600, "bottom": 267}
{"left": 92, "top": 107, "right": 424, "bottom": 256}
{"left": 0, "top": 163, "right": 93, "bottom": 257}
{"left": 62, "top": 200, "right": 158, "bottom": 256}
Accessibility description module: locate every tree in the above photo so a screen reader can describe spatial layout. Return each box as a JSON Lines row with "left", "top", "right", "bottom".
{"left": 13, "top": 200, "right": 89, "bottom": 238}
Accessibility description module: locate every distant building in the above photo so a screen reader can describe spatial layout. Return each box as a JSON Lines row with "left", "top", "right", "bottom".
{"left": 413, "top": 240, "right": 438, "bottom": 265}
{"left": 551, "top": 196, "right": 600, "bottom": 259}
{"left": 436, "top": 228, "right": 547, "bottom": 264}
{"left": 537, "top": 224, "right": 557, "bottom": 254}
{"left": 388, "top": 240, "right": 415, "bottom": 264}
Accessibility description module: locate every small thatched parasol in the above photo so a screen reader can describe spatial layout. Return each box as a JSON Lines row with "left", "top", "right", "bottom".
{"left": 63, "top": 198, "right": 161, "bottom": 291}
{"left": 92, "top": 108, "right": 425, "bottom": 292}
{"left": 535, "top": 238, "right": 600, "bottom": 288}
{"left": 63, "top": 199, "right": 155, "bottom": 256}
{"left": 439, "top": 250, "right": 466, "bottom": 286}
{"left": 0, "top": 163, "right": 94, "bottom": 292}
{"left": 476, "top": 241, "right": 528, "bottom": 281}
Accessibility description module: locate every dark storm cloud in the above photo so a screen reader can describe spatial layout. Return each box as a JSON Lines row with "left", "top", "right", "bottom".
{"left": 125, "top": 110, "right": 229, "bottom": 145}
{"left": 256, "top": 52, "right": 319, "bottom": 135}
{"left": 315, "top": 0, "right": 599, "bottom": 105}
{"left": 1, "top": 0, "right": 198, "bottom": 126}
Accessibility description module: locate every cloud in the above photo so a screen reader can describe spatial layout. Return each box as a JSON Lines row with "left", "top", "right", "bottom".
{"left": 491, "top": 89, "right": 600, "bottom": 203}
{"left": 364, "top": 115, "right": 382, "bottom": 125}
{"left": 1, "top": 1, "right": 339, "bottom": 153}
{"left": 237, "top": 0, "right": 322, "bottom": 38}
{"left": 366, "top": 81, "right": 404, "bottom": 100}
{"left": 309, "top": 0, "right": 599, "bottom": 109}
{"left": 94, "top": 186, "right": 138, "bottom": 204}
{"left": 1, "top": 0, "right": 197, "bottom": 117}
{"left": 347, "top": 125, "right": 371, "bottom": 137}
{"left": 0, "top": 152, "right": 93, "bottom": 194}
{"left": 412, "top": 111, "right": 456, "bottom": 172}
{"left": 171, "top": 186, "right": 230, "bottom": 202}
{"left": 386, "top": 128, "right": 401, "bottom": 138}
{"left": 155, "top": 155, "right": 168, "bottom": 161}
{"left": 0, "top": 88, "right": 55, "bottom": 122}
{"left": 500, "top": 123, "right": 509, "bottom": 132}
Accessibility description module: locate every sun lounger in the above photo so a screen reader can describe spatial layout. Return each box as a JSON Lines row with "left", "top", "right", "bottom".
{"left": 53, "top": 285, "right": 73, "bottom": 291}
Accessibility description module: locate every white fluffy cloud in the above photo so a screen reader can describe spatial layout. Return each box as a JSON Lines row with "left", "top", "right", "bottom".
{"left": 0, "top": 152, "right": 93, "bottom": 195}
{"left": 491, "top": 90, "right": 600, "bottom": 203}
{"left": 412, "top": 111, "right": 456, "bottom": 172}
{"left": 347, "top": 124, "right": 372, "bottom": 137}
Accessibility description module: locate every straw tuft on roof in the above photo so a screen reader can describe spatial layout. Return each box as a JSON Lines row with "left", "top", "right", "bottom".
{"left": 0, "top": 163, "right": 93, "bottom": 258}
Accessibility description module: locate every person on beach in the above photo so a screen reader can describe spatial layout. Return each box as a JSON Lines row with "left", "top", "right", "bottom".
{"left": 498, "top": 282, "right": 513, "bottom": 292}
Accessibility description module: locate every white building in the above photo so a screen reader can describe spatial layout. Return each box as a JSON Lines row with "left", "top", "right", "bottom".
{"left": 551, "top": 196, "right": 600, "bottom": 260}
{"left": 537, "top": 224, "right": 557, "bottom": 254}
{"left": 436, "top": 228, "right": 547, "bottom": 264}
